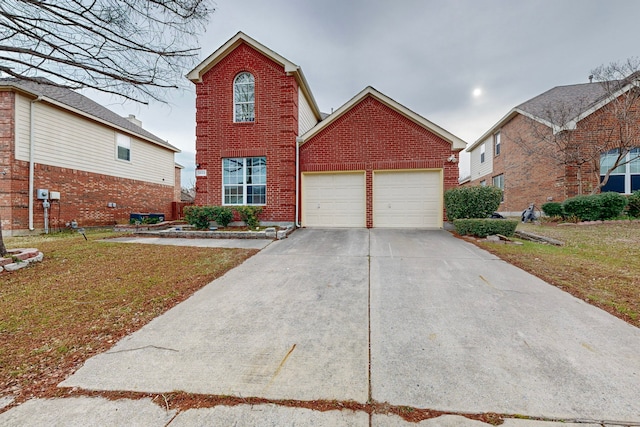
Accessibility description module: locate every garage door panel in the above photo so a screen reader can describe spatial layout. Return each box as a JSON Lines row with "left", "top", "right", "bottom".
{"left": 303, "top": 173, "right": 365, "bottom": 227}
{"left": 374, "top": 171, "right": 442, "bottom": 228}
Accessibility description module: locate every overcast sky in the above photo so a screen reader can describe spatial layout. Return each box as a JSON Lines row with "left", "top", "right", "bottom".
{"left": 91, "top": 0, "right": 640, "bottom": 186}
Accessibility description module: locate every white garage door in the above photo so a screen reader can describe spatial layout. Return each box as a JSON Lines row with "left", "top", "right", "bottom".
{"left": 373, "top": 170, "right": 442, "bottom": 228}
{"left": 302, "top": 172, "right": 365, "bottom": 227}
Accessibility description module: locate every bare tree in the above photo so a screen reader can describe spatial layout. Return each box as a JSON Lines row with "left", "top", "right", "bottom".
{"left": 0, "top": 0, "right": 215, "bottom": 103}
{"left": 513, "top": 58, "right": 640, "bottom": 195}
{"left": 0, "top": 0, "right": 214, "bottom": 255}
{"left": 588, "top": 59, "right": 640, "bottom": 191}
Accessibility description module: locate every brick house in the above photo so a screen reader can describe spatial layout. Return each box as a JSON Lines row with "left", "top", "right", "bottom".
{"left": 187, "top": 32, "right": 465, "bottom": 228}
{"left": 0, "top": 78, "right": 180, "bottom": 235}
{"left": 466, "top": 78, "right": 640, "bottom": 215}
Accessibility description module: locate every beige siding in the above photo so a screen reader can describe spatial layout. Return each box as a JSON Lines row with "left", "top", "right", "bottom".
{"left": 468, "top": 136, "right": 493, "bottom": 182}
{"left": 298, "top": 87, "right": 318, "bottom": 135}
{"left": 15, "top": 94, "right": 174, "bottom": 185}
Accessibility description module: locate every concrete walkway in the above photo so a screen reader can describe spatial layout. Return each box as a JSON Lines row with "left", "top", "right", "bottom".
{"left": 1, "top": 229, "right": 639, "bottom": 426}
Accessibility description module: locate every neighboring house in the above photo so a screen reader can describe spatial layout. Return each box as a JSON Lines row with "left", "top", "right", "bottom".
{"left": 466, "top": 78, "right": 640, "bottom": 215}
{"left": 187, "top": 32, "right": 465, "bottom": 228}
{"left": 0, "top": 78, "right": 180, "bottom": 235}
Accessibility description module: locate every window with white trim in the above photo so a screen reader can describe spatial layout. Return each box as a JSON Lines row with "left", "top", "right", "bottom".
{"left": 492, "top": 174, "right": 504, "bottom": 201}
{"left": 480, "top": 143, "right": 486, "bottom": 163}
{"left": 223, "top": 157, "right": 266, "bottom": 205}
{"left": 116, "top": 133, "right": 130, "bottom": 161}
{"left": 494, "top": 131, "right": 501, "bottom": 156}
{"left": 600, "top": 148, "right": 640, "bottom": 193}
{"left": 234, "top": 72, "right": 255, "bottom": 122}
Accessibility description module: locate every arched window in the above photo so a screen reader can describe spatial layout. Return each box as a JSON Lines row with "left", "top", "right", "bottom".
{"left": 234, "top": 72, "right": 255, "bottom": 122}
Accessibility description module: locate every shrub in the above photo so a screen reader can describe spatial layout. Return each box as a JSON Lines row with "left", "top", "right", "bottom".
{"left": 184, "top": 205, "right": 215, "bottom": 229}
{"left": 562, "top": 193, "right": 628, "bottom": 221}
{"left": 541, "top": 202, "right": 564, "bottom": 218}
{"left": 598, "top": 192, "right": 628, "bottom": 220}
{"left": 453, "top": 218, "right": 518, "bottom": 238}
{"left": 212, "top": 206, "right": 234, "bottom": 228}
{"left": 562, "top": 195, "right": 601, "bottom": 221}
{"left": 235, "top": 206, "right": 263, "bottom": 228}
{"left": 444, "top": 186, "right": 503, "bottom": 220}
{"left": 628, "top": 191, "right": 640, "bottom": 218}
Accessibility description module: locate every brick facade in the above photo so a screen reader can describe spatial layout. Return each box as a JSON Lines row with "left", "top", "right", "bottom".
{"left": 300, "top": 96, "right": 459, "bottom": 227}
{"left": 471, "top": 101, "right": 635, "bottom": 214}
{"left": 194, "top": 42, "right": 298, "bottom": 223}
{"left": 191, "top": 33, "right": 463, "bottom": 228}
{"left": 0, "top": 90, "right": 177, "bottom": 235}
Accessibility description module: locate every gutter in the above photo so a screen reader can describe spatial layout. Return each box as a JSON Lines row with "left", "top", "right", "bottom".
{"left": 295, "top": 137, "right": 303, "bottom": 227}
{"left": 28, "top": 96, "right": 43, "bottom": 231}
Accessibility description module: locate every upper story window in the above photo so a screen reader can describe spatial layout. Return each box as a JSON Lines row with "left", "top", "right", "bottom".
{"left": 234, "top": 72, "right": 255, "bottom": 122}
{"left": 494, "top": 131, "right": 501, "bottom": 156}
{"left": 480, "top": 143, "right": 486, "bottom": 163}
{"left": 116, "top": 133, "right": 131, "bottom": 161}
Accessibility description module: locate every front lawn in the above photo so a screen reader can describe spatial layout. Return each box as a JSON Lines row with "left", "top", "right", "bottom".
{"left": 0, "top": 230, "right": 257, "bottom": 403}
{"left": 476, "top": 221, "right": 640, "bottom": 328}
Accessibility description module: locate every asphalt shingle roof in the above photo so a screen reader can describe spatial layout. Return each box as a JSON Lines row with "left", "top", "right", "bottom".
{"left": 516, "top": 82, "right": 608, "bottom": 126}
{"left": 0, "top": 78, "right": 178, "bottom": 151}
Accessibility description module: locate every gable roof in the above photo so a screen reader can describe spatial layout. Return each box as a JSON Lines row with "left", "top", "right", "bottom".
{"left": 187, "top": 31, "right": 322, "bottom": 121}
{"left": 298, "top": 86, "right": 467, "bottom": 150}
{"left": 468, "top": 75, "right": 640, "bottom": 152}
{"left": 0, "top": 78, "right": 179, "bottom": 152}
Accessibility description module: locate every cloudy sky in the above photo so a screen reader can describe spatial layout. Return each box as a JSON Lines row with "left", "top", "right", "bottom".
{"left": 93, "top": 0, "right": 640, "bottom": 186}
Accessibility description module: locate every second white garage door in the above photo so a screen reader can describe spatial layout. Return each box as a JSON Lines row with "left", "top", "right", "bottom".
{"left": 302, "top": 172, "right": 366, "bottom": 227}
{"left": 373, "top": 170, "right": 442, "bottom": 228}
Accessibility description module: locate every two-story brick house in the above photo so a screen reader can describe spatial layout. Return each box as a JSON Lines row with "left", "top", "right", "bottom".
{"left": 188, "top": 32, "right": 466, "bottom": 228}
{"left": 466, "top": 77, "right": 640, "bottom": 215}
{"left": 0, "top": 78, "right": 180, "bottom": 235}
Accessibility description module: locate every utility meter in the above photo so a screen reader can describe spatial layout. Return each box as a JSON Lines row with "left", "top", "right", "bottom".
{"left": 36, "top": 189, "right": 49, "bottom": 200}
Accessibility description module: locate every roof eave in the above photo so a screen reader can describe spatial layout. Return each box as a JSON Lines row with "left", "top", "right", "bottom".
{"left": 300, "top": 86, "right": 467, "bottom": 150}
{"left": 4, "top": 84, "right": 180, "bottom": 152}
{"left": 187, "top": 31, "right": 322, "bottom": 121}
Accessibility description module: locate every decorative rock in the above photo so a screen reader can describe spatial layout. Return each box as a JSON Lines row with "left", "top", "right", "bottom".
{"left": 265, "top": 227, "right": 277, "bottom": 239}
{"left": 4, "top": 261, "right": 29, "bottom": 271}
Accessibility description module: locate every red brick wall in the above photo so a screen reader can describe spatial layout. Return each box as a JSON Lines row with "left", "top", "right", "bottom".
{"left": 6, "top": 160, "right": 175, "bottom": 233}
{"left": 0, "top": 92, "right": 15, "bottom": 232}
{"left": 193, "top": 42, "right": 299, "bottom": 223}
{"left": 300, "top": 96, "right": 459, "bottom": 227}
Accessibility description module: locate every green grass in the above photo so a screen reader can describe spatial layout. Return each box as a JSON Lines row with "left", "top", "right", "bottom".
{"left": 476, "top": 221, "right": 640, "bottom": 327}
{"left": 0, "top": 229, "right": 257, "bottom": 402}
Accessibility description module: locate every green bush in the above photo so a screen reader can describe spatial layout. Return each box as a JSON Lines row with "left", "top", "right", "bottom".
{"left": 562, "top": 193, "right": 628, "bottom": 221}
{"left": 212, "top": 206, "right": 234, "bottom": 228}
{"left": 628, "top": 191, "right": 640, "bottom": 218}
{"left": 444, "top": 186, "right": 503, "bottom": 220}
{"left": 235, "top": 206, "right": 263, "bottom": 228}
{"left": 453, "top": 218, "right": 518, "bottom": 238}
{"left": 541, "top": 202, "right": 564, "bottom": 217}
{"left": 184, "top": 205, "right": 215, "bottom": 229}
{"left": 598, "top": 192, "right": 628, "bottom": 220}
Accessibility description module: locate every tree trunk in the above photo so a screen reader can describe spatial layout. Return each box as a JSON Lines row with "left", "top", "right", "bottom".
{"left": 0, "top": 220, "right": 7, "bottom": 257}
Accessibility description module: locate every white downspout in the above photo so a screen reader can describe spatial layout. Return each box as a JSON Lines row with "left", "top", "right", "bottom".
{"left": 29, "top": 96, "right": 43, "bottom": 231}
{"left": 295, "top": 137, "right": 303, "bottom": 227}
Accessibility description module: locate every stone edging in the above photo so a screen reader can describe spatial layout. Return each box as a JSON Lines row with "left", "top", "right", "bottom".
{"left": 0, "top": 248, "right": 44, "bottom": 272}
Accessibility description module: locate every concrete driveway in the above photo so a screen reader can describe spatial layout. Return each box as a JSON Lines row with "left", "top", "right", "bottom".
{"left": 3, "top": 229, "right": 640, "bottom": 426}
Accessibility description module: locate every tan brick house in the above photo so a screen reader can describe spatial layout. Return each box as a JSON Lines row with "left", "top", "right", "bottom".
{"left": 0, "top": 78, "right": 180, "bottom": 235}
{"left": 188, "top": 32, "right": 466, "bottom": 228}
{"left": 466, "top": 78, "right": 640, "bottom": 215}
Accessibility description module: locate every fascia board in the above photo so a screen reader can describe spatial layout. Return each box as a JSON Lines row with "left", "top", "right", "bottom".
{"left": 187, "top": 32, "right": 298, "bottom": 82}
{"left": 300, "top": 86, "right": 467, "bottom": 150}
